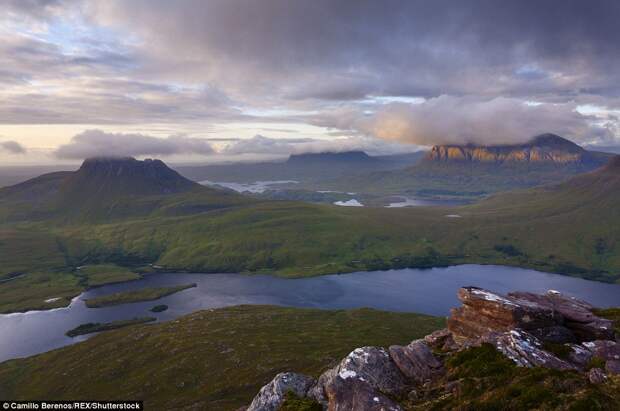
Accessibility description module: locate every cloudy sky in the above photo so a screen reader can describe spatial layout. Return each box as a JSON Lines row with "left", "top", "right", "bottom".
{"left": 1, "top": 0, "right": 620, "bottom": 164}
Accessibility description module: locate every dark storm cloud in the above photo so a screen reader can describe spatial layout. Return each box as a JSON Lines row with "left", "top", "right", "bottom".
{"left": 54, "top": 129, "right": 214, "bottom": 159}
{"left": 2, "top": 0, "right": 620, "bottom": 151}
{"left": 93, "top": 0, "right": 620, "bottom": 101}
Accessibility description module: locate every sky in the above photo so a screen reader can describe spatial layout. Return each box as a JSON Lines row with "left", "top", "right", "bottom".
{"left": 1, "top": 0, "right": 620, "bottom": 164}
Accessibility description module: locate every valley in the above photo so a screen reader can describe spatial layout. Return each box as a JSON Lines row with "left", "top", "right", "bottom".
{"left": 3, "top": 3, "right": 620, "bottom": 409}
{"left": 1, "top": 152, "right": 619, "bottom": 315}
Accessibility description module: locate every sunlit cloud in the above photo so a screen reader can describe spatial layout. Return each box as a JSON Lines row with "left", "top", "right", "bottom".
{"left": 0, "top": 0, "right": 619, "bottom": 163}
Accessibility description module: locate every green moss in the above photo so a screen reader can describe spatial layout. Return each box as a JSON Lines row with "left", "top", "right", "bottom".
{"left": 594, "top": 308, "right": 620, "bottom": 337}
{"left": 588, "top": 356, "right": 607, "bottom": 370}
{"left": 543, "top": 342, "right": 573, "bottom": 360}
{"left": 420, "top": 344, "right": 620, "bottom": 411}
{"left": 279, "top": 392, "right": 322, "bottom": 411}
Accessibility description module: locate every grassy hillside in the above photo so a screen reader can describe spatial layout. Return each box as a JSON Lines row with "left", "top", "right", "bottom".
{"left": 310, "top": 159, "right": 610, "bottom": 200}
{"left": 0, "top": 158, "right": 618, "bottom": 313}
{"left": 1, "top": 305, "right": 618, "bottom": 410}
{"left": 0, "top": 305, "right": 445, "bottom": 410}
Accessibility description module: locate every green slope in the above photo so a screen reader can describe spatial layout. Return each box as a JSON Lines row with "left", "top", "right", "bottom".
{"left": 1, "top": 157, "right": 618, "bottom": 313}
{"left": 0, "top": 306, "right": 445, "bottom": 410}
{"left": 1, "top": 306, "right": 618, "bottom": 410}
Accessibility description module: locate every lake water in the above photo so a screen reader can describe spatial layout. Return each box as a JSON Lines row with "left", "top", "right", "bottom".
{"left": 199, "top": 180, "right": 298, "bottom": 193}
{"left": 385, "top": 196, "right": 470, "bottom": 207}
{"left": 1, "top": 264, "right": 620, "bottom": 363}
{"left": 334, "top": 199, "right": 364, "bottom": 207}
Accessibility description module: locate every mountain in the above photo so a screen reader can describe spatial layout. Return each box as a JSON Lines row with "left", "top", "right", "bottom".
{"left": 175, "top": 150, "right": 424, "bottom": 184}
{"left": 0, "top": 165, "right": 78, "bottom": 189}
{"left": 286, "top": 150, "right": 376, "bottom": 165}
{"left": 318, "top": 134, "right": 615, "bottom": 200}
{"left": 0, "top": 156, "right": 244, "bottom": 222}
{"left": 424, "top": 133, "right": 609, "bottom": 166}
{"left": 61, "top": 157, "right": 199, "bottom": 197}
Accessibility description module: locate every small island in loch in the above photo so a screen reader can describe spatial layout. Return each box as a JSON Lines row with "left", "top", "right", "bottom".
{"left": 84, "top": 284, "right": 197, "bottom": 308}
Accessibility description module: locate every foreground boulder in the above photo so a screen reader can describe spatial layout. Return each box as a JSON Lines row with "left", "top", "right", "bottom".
{"left": 483, "top": 329, "right": 574, "bottom": 370}
{"left": 388, "top": 340, "right": 444, "bottom": 384}
{"left": 309, "top": 346, "right": 408, "bottom": 410}
{"left": 247, "top": 372, "right": 315, "bottom": 411}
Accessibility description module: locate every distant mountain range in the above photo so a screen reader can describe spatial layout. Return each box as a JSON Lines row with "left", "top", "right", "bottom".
{"left": 0, "top": 153, "right": 619, "bottom": 315}
{"left": 315, "top": 134, "right": 615, "bottom": 200}
{"left": 175, "top": 151, "right": 425, "bottom": 183}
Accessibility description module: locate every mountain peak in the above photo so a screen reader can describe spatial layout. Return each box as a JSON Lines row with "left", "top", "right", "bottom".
{"left": 286, "top": 151, "right": 373, "bottom": 165}
{"left": 67, "top": 156, "right": 199, "bottom": 197}
{"left": 527, "top": 134, "right": 582, "bottom": 152}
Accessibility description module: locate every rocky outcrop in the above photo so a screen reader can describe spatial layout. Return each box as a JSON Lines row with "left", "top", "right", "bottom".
{"left": 448, "top": 287, "right": 613, "bottom": 344}
{"left": 447, "top": 287, "right": 561, "bottom": 343}
{"left": 246, "top": 372, "right": 315, "bottom": 411}
{"left": 424, "top": 134, "right": 603, "bottom": 166}
{"left": 244, "top": 287, "right": 618, "bottom": 410}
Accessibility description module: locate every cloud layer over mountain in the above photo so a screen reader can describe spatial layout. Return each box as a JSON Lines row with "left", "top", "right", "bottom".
{"left": 54, "top": 130, "right": 214, "bottom": 159}
{"left": 1, "top": 0, "right": 620, "bottom": 161}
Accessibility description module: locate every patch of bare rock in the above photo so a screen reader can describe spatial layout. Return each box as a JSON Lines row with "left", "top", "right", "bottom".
{"left": 243, "top": 287, "right": 619, "bottom": 410}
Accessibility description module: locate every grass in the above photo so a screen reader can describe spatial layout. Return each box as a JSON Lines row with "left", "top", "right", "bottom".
{"left": 0, "top": 264, "right": 141, "bottom": 313}
{"left": 0, "top": 271, "right": 81, "bottom": 313}
{"left": 593, "top": 308, "right": 620, "bottom": 336}
{"left": 84, "top": 283, "right": 197, "bottom": 308}
{"left": 76, "top": 264, "right": 141, "bottom": 287}
{"left": 407, "top": 344, "right": 620, "bottom": 410}
{"left": 0, "top": 305, "right": 445, "bottom": 411}
{"left": 65, "top": 317, "right": 156, "bottom": 337}
{"left": 280, "top": 392, "right": 322, "bottom": 411}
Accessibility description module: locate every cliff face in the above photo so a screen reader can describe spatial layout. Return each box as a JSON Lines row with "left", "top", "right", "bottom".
{"left": 425, "top": 134, "right": 599, "bottom": 165}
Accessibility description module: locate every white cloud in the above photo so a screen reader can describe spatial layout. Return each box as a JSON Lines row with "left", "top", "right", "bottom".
{"left": 332, "top": 96, "right": 613, "bottom": 146}
{"left": 54, "top": 129, "right": 214, "bottom": 159}
{"left": 221, "top": 134, "right": 419, "bottom": 156}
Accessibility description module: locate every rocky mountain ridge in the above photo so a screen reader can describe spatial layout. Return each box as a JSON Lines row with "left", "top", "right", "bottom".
{"left": 425, "top": 133, "right": 609, "bottom": 166}
{"left": 242, "top": 287, "right": 619, "bottom": 410}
